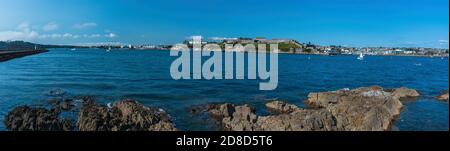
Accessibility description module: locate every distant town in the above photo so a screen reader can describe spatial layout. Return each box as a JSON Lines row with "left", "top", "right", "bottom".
{"left": 1, "top": 36, "right": 449, "bottom": 57}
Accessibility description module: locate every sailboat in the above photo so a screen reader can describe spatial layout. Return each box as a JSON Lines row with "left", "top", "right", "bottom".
{"left": 357, "top": 52, "right": 364, "bottom": 60}
{"left": 106, "top": 47, "right": 112, "bottom": 52}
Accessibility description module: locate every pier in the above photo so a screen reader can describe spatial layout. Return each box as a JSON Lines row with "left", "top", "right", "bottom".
{"left": 0, "top": 50, "right": 49, "bottom": 62}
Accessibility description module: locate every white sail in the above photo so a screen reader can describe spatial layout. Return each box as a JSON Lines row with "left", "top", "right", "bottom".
{"left": 357, "top": 52, "right": 364, "bottom": 60}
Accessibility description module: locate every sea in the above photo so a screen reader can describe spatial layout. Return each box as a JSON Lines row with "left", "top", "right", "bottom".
{"left": 0, "top": 48, "right": 448, "bottom": 131}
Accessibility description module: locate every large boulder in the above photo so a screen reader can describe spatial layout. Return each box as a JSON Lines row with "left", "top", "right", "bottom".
{"left": 5, "top": 106, "right": 73, "bottom": 131}
{"left": 77, "top": 99, "right": 176, "bottom": 131}
{"left": 207, "top": 103, "right": 235, "bottom": 119}
{"left": 222, "top": 105, "right": 258, "bottom": 131}
{"left": 305, "top": 86, "right": 406, "bottom": 131}
{"left": 390, "top": 87, "right": 420, "bottom": 100}
{"left": 265, "top": 100, "right": 300, "bottom": 113}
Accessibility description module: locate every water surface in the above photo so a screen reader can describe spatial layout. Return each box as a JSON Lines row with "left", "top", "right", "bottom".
{"left": 0, "top": 48, "right": 448, "bottom": 130}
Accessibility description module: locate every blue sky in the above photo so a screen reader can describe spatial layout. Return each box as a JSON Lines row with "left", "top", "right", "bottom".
{"left": 0, "top": 0, "right": 448, "bottom": 48}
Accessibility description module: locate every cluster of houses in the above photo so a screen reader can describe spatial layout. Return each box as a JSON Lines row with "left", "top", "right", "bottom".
{"left": 308, "top": 45, "right": 449, "bottom": 56}
{"left": 179, "top": 36, "right": 448, "bottom": 57}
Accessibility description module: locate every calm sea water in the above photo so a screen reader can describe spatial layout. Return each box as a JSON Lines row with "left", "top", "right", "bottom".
{"left": 0, "top": 48, "right": 448, "bottom": 131}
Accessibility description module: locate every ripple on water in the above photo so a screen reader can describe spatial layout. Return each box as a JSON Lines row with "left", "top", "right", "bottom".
{"left": 0, "top": 49, "right": 448, "bottom": 131}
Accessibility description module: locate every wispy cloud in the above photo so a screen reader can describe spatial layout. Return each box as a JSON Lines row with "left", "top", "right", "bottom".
{"left": 42, "top": 22, "right": 59, "bottom": 31}
{"left": 105, "top": 33, "right": 117, "bottom": 38}
{"left": 0, "top": 23, "right": 39, "bottom": 41}
{"left": 74, "top": 42, "right": 124, "bottom": 46}
{"left": 0, "top": 22, "right": 118, "bottom": 41}
{"left": 39, "top": 33, "right": 117, "bottom": 39}
{"left": 438, "top": 39, "right": 449, "bottom": 44}
{"left": 73, "top": 22, "right": 97, "bottom": 29}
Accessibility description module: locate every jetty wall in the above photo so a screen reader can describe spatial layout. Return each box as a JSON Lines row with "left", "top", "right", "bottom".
{"left": 0, "top": 50, "right": 48, "bottom": 62}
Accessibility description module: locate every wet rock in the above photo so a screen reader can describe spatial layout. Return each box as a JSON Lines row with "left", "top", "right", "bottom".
{"left": 265, "top": 101, "right": 300, "bottom": 113}
{"left": 5, "top": 106, "right": 73, "bottom": 131}
{"left": 390, "top": 87, "right": 420, "bottom": 100}
{"left": 61, "top": 99, "right": 74, "bottom": 111}
{"left": 221, "top": 105, "right": 258, "bottom": 131}
{"left": 79, "top": 96, "right": 95, "bottom": 105}
{"left": 77, "top": 99, "right": 176, "bottom": 131}
{"left": 46, "top": 88, "right": 66, "bottom": 97}
{"left": 207, "top": 103, "right": 235, "bottom": 119}
{"left": 189, "top": 105, "right": 206, "bottom": 115}
{"left": 436, "top": 91, "right": 449, "bottom": 102}
{"left": 48, "top": 99, "right": 61, "bottom": 107}
{"left": 206, "top": 104, "right": 257, "bottom": 131}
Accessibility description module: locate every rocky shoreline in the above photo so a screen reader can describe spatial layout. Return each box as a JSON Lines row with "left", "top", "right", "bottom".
{"left": 4, "top": 86, "right": 445, "bottom": 131}
{"left": 5, "top": 97, "right": 176, "bottom": 131}
{"left": 201, "top": 86, "right": 420, "bottom": 131}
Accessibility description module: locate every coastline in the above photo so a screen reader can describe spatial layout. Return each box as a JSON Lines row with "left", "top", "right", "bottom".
{"left": 80, "top": 47, "right": 449, "bottom": 58}
{"left": 4, "top": 86, "right": 447, "bottom": 131}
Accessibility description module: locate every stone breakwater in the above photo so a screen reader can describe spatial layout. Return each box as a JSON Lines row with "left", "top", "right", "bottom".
{"left": 203, "top": 86, "right": 420, "bottom": 131}
{"left": 5, "top": 97, "right": 176, "bottom": 131}
{"left": 0, "top": 50, "right": 49, "bottom": 62}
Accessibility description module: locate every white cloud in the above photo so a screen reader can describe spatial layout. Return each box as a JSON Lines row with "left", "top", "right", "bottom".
{"left": 105, "top": 33, "right": 117, "bottom": 38}
{"left": 0, "top": 23, "right": 39, "bottom": 41}
{"left": 42, "top": 22, "right": 59, "bottom": 31}
{"left": 438, "top": 39, "right": 449, "bottom": 45}
{"left": 1, "top": 23, "right": 116, "bottom": 41}
{"left": 38, "top": 33, "right": 116, "bottom": 39}
{"left": 74, "top": 42, "right": 124, "bottom": 46}
{"left": 83, "top": 34, "right": 101, "bottom": 38}
{"left": 73, "top": 22, "right": 97, "bottom": 29}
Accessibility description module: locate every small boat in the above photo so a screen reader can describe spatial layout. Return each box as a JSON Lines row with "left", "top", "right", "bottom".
{"left": 70, "top": 48, "right": 76, "bottom": 51}
{"left": 106, "top": 47, "right": 112, "bottom": 52}
{"left": 357, "top": 52, "right": 364, "bottom": 60}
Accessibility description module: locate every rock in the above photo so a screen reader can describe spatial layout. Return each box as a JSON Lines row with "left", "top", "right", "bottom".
{"left": 436, "top": 91, "right": 449, "bottom": 101}
{"left": 47, "top": 88, "right": 66, "bottom": 97}
{"left": 265, "top": 101, "right": 300, "bottom": 113}
{"left": 77, "top": 99, "right": 176, "bottom": 131}
{"left": 77, "top": 103, "right": 112, "bottom": 131}
{"left": 256, "top": 109, "right": 337, "bottom": 131}
{"left": 207, "top": 103, "right": 336, "bottom": 131}
{"left": 5, "top": 106, "right": 73, "bottom": 131}
{"left": 47, "top": 99, "right": 61, "bottom": 107}
{"left": 305, "top": 86, "right": 405, "bottom": 131}
{"left": 188, "top": 105, "right": 206, "bottom": 115}
{"left": 206, "top": 103, "right": 256, "bottom": 131}
{"left": 207, "top": 103, "right": 235, "bottom": 119}
{"left": 61, "top": 99, "right": 74, "bottom": 111}
{"left": 80, "top": 96, "right": 95, "bottom": 105}
{"left": 204, "top": 86, "right": 418, "bottom": 131}
{"left": 221, "top": 105, "right": 258, "bottom": 131}
{"left": 390, "top": 87, "right": 420, "bottom": 100}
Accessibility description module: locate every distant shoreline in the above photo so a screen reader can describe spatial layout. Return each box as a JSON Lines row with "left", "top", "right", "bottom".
{"left": 53, "top": 47, "right": 449, "bottom": 58}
